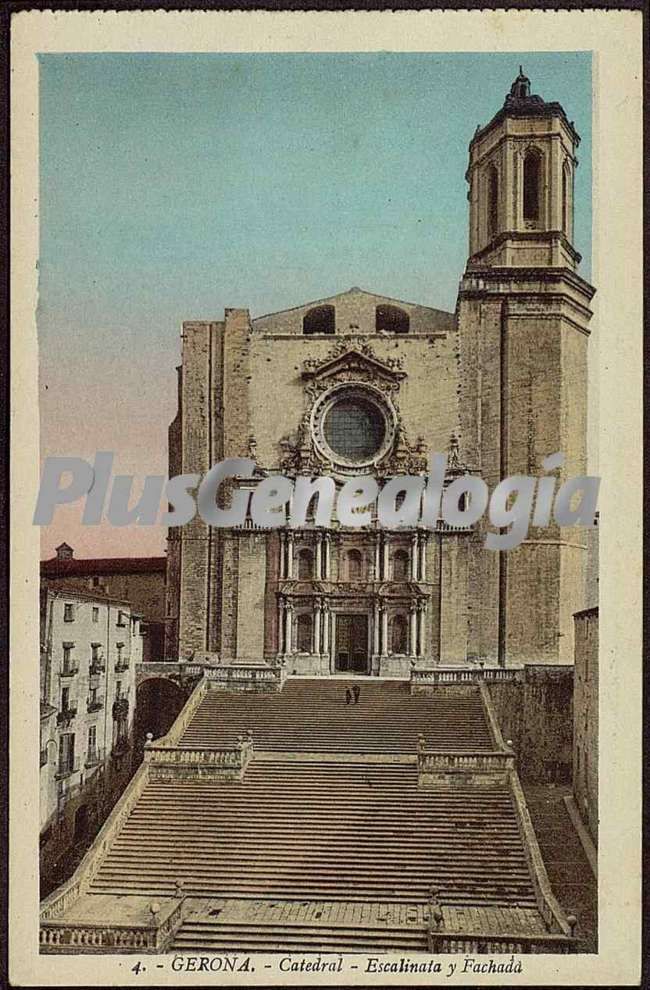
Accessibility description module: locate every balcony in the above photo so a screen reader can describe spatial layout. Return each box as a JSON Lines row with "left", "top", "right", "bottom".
{"left": 89, "top": 660, "right": 106, "bottom": 676}
{"left": 112, "top": 697, "right": 129, "bottom": 720}
{"left": 56, "top": 707, "right": 77, "bottom": 727}
{"left": 59, "top": 665, "right": 79, "bottom": 678}
{"left": 55, "top": 756, "right": 80, "bottom": 780}
{"left": 87, "top": 696, "right": 104, "bottom": 713}
{"left": 114, "top": 659, "right": 130, "bottom": 673}
{"left": 84, "top": 747, "right": 105, "bottom": 768}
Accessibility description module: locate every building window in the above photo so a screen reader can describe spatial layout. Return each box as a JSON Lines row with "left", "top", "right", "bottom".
{"left": 116, "top": 610, "right": 127, "bottom": 627}
{"left": 61, "top": 686, "right": 70, "bottom": 712}
{"left": 303, "top": 305, "right": 335, "bottom": 335}
{"left": 390, "top": 615, "right": 408, "bottom": 655}
{"left": 62, "top": 643, "right": 75, "bottom": 674}
{"left": 92, "top": 607, "right": 99, "bottom": 623}
{"left": 392, "top": 549, "right": 409, "bottom": 582}
{"left": 562, "top": 161, "right": 572, "bottom": 236}
{"left": 487, "top": 164, "right": 499, "bottom": 237}
{"left": 297, "top": 548, "right": 313, "bottom": 580}
{"left": 63, "top": 603, "right": 74, "bottom": 623}
{"left": 375, "top": 304, "right": 409, "bottom": 334}
{"left": 347, "top": 549, "right": 363, "bottom": 581}
{"left": 91, "top": 643, "right": 101, "bottom": 661}
{"left": 296, "top": 614, "right": 312, "bottom": 653}
{"left": 91, "top": 577, "right": 101, "bottom": 588}
{"left": 323, "top": 394, "right": 386, "bottom": 464}
{"left": 523, "top": 149, "right": 542, "bottom": 222}
{"left": 87, "top": 725, "right": 97, "bottom": 759}
{"left": 59, "top": 732, "right": 75, "bottom": 775}
{"left": 115, "top": 681, "right": 123, "bottom": 699}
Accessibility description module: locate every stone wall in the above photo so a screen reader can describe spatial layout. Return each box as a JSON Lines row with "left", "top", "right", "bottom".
{"left": 487, "top": 664, "right": 574, "bottom": 783}
{"left": 573, "top": 607, "right": 598, "bottom": 843}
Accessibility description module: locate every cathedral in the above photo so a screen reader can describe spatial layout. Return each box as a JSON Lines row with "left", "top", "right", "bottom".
{"left": 165, "top": 69, "right": 595, "bottom": 674}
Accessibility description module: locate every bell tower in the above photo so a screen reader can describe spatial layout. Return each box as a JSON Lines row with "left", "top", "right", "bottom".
{"left": 458, "top": 71, "right": 595, "bottom": 665}
{"left": 466, "top": 67, "right": 580, "bottom": 269}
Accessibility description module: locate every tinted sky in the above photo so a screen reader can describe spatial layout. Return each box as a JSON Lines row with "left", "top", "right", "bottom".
{"left": 38, "top": 51, "right": 592, "bottom": 558}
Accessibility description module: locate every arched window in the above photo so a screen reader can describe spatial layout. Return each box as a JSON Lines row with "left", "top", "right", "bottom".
{"left": 303, "top": 305, "right": 335, "bottom": 335}
{"left": 487, "top": 164, "right": 499, "bottom": 238}
{"left": 523, "top": 150, "right": 542, "bottom": 222}
{"left": 562, "top": 161, "right": 572, "bottom": 236}
{"left": 375, "top": 304, "right": 409, "bottom": 334}
{"left": 390, "top": 615, "right": 408, "bottom": 655}
{"left": 298, "top": 548, "right": 313, "bottom": 580}
{"left": 296, "top": 614, "right": 312, "bottom": 653}
{"left": 392, "top": 549, "right": 409, "bottom": 582}
{"left": 347, "top": 549, "right": 363, "bottom": 581}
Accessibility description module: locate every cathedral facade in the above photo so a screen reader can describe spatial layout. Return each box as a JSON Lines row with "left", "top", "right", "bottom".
{"left": 165, "top": 70, "right": 595, "bottom": 674}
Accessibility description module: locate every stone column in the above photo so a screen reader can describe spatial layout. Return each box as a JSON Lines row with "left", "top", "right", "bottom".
{"left": 409, "top": 603, "right": 417, "bottom": 657}
{"left": 417, "top": 601, "right": 426, "bottom": 658}
{"left": 322, "top": 605, "right": 330, "bottom": 655}
{"left": 419, "top": 532, "right": 426, "bottom": 581}
{"left": 279, "top": 531, "right": 286, "bottom": 579}
{"left": 381, "top": 607, "right": 388, "bottom": 655}
{"left": 286, "top": 531, "right": 294, "bottom": 578}
{"left": 278, "top": 599, "right": 285, "bottom": 653}
{"left": 382, "top": 535, "right": 390, "bottom": 581}
{"left": 284, "top": 603, "right": 293, "bottom": 654}
{"left": 323, "top": 534, "right": 331, "bottom": 579}
{"left": 313, "top": 599, "right": 321, "bottom": 654}
{"left": 315, "top": 532, "right": 323, "bottom": 580}
{"left": 373, "top": 602, "right": 380, "bottom": 654}
{"left": 410, "top": 533, "right": 418, "bottom": 579}
{"left": 374, "top": 533, "right": 381, "bottom": 580}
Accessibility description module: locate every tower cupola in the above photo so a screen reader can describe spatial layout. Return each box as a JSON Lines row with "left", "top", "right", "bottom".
{"left": 466, "top": 71, "right": 581, "bottom": 269}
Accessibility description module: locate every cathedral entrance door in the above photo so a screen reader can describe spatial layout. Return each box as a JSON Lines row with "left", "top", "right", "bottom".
{"left": 335, "top": 614, "right": 369, "bottom": 674}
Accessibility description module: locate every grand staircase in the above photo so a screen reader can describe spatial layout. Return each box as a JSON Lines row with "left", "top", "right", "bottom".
{"left": 41, "top": 676, "right": 574, "bottom": 954}
{"left": 178, "top": 678, "right": 493, "bottom": 753}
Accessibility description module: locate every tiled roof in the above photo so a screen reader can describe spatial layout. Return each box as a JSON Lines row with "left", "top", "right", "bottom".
{"left": 41, "top": 556, "right": 166, "bottom": 577}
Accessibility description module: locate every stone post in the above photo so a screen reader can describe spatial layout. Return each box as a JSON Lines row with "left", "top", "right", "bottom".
{"left": 382, "top": 535, "right": 390, "bottom": 581}
{"left": 409, "top": 603, "right": 418, "bottom": 657}
{"left": 286, "top": 531, "right": 294, "bottom": 578}
{"left": 410, "top": 532, "right": 418, "bottom": 579}
{"left": 315, "top": 532, "right": 323, "bottom": 580}
{"left": 381, "top": 606, "right": 388, "bottom": 655}
{"left": 313, "top": 599, "right": 321, "bottom": 654}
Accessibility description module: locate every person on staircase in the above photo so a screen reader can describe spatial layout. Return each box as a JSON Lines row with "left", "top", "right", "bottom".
{"left": 345, "top": 687, "right": 353, "bottom": 705}
{"left": 353, "top": 684, "right": 361, "bottom": 704}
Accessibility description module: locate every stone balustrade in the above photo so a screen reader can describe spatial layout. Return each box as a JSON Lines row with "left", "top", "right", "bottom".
{"left": 410, "top": 665, "right": 522, "bottom": 693}
{"left": 417, "top": 748, "right": 515, "bottom": 785}
{"left": 145, "top": 738, "right": 254, "bottom": 781}
{"left": 40, "top": 898, "right": 186, "bottom": 954}
{"left": 427, "top": 933, "right": 574, "bottom": 954}
{"left": 205, "top": 662, "right": 286, "bottom": 693}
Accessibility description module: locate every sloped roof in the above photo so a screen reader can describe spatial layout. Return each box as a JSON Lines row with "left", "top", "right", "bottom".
{"left": 252, "top": 286, "right": 454, "bottom": 323}
{"left": 41, "top": 556, "right": 166, "bottom": 578}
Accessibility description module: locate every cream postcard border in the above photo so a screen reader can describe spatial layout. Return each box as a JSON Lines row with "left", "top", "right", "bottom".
{"left": 9, "top": 9, "right": 642, "bottom": 987}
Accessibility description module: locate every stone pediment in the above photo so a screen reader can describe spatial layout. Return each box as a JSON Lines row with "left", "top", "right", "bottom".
{"left": 302, "top": 342, "right": 405, "bottom": 387}
{"left": 278, "top": 579, "right": 430, "bottom": 599}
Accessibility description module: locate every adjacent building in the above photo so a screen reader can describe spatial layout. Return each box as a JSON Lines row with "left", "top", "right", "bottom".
{"left": 39, "top": 581, "right": 142, "bottom": 887}
{"left": 42, "top": 544, "right": 166, "bottom": 661}
{"left": 166, "top": 69, "right": 595, "bottom": 672}
{"left": 573, "top": 605, "right": 599, "bottom": 845}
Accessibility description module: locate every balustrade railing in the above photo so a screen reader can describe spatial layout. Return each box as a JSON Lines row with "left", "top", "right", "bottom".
{"left": 411, "top": 665, "right": 522, "bottom": 689}
{"left": 144, "top": 737, "right": 253, "bottom": 778}
{"left": 40, "top": 897, "right": 186, "bottom": 953}
{"left": 427, "top": 933, "right": 574, "bottom": 954}
{"left": 205, "top": 662, "right": 286, "bottom": 691}
{"left": 417, "top": 748, "right": 515, "bottom": 778}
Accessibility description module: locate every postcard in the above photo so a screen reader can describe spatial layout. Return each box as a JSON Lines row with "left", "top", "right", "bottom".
{"left": 9, "top": 7, "right": 642, "bottom": 987}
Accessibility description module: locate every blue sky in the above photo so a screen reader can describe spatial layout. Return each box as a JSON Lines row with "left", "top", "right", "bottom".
{"left": 38, "top": 51, "right": 592, "bottom": 556}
